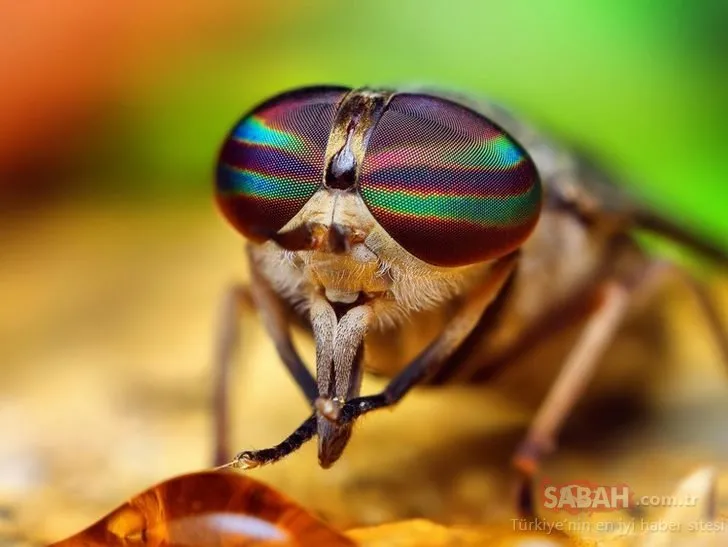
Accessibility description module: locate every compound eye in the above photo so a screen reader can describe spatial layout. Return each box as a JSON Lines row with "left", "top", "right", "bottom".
{"left": 359, "top": 93, "right": 542, "bottom": 267}
{"left": 216, "top": 87, "right": 348, "bottom": 241}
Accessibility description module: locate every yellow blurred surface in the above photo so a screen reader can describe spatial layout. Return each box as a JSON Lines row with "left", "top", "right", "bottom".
{"left": 1, "top": 200, "right": 727, "bottom": 545}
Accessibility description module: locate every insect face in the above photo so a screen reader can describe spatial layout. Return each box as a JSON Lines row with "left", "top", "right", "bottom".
{"left": 215, "top": 86, "right": 543, "bottom": 467}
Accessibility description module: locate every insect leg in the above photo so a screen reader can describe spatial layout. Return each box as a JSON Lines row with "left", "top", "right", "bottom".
{"left": 232, "top": 414, "right": 318, "bottom": 469}
{"left": 212, "top": 283, "right": 249, "bottom": 466}
{"left": 336, "top": 254, "right": 518, "bottom": 424}
{"left": 512, "top": 280, "right": 630, "bottom": 515}
{"left": 228, "top": 301, "right": 375, "bottom": 470}
{"left": 247, "top": 254, "right": 318, "bottom": 403}
{"left": 211, "top": 259, "right": 317, "bottom": 465}
{"left": 511, "top": 260, "right": 728, "bottom": 517}
{"left": 434, "top": 279, "right": 601, "bottom": 386}
{"left": 226, "top": 253, "right": 516, "bottom": 468}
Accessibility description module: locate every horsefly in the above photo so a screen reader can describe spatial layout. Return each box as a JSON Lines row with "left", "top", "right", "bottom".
{"left": 211, "top": 86, "right": 728, "bottom": 514}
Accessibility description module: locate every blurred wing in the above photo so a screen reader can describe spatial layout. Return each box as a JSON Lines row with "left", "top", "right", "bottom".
{"left": 566, "top": 152, "right": 728, "bottom": 266}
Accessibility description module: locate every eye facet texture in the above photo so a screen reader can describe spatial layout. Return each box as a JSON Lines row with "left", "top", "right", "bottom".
{"left": 359, "top": 93, "right": 541, "bottom": 266}
{"left": 216, "top": 87, "right": 348, "bottom": 241}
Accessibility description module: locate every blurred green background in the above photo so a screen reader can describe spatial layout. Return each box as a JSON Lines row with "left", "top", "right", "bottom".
{"left": 1, "top": 0, "right": 726, "bottom": 243}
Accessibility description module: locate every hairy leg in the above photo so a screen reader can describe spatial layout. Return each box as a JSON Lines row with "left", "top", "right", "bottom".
{"left": 212, "top": 283, "right": 249, "bottom": 466}
{"left": 512, "top": 281, "right": 630, "bottom": 515}
{"left": 511, "top": 258, "right": 677, "bottom": 516}
{"left": 230, "top": 253, "right": 519, "bottom": 468}
{"left": 211, "top": 257, "right": 317, "bottom": 465}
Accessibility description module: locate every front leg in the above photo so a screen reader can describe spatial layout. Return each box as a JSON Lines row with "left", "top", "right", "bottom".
{"left": 512, "top": 260, "right": 674, "bottom": 517}
{"left": 335, "top": 253, "right": 518, "bottom": 423}
{"left": 211, "top": 253, "right": 317, "bottom": 465}
{"left": 229, "top": 253, "right": 518, "bottom": 471}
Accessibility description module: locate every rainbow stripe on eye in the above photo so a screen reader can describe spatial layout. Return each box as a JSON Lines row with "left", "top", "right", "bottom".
{"left": 371, "top": 134, "right": 524, "bottom": 171}
{"left": 216, "top": 88, "right": 346, "bottom": 240}
{"left": 359, "top": 93, "right": 541, "bottom": 267}
{"left": 231, "top": 116, "right": 302, "bottom": 151}
{"left": 361, "top": 183, "right": 541, "bottom": 226}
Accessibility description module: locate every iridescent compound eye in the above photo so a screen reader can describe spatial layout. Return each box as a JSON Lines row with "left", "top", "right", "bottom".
{"left": 216, "top": 86, "right": 349, "bottom": 241}
{"left": 359, "top": 93, "right": 542, "bottom": 267}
